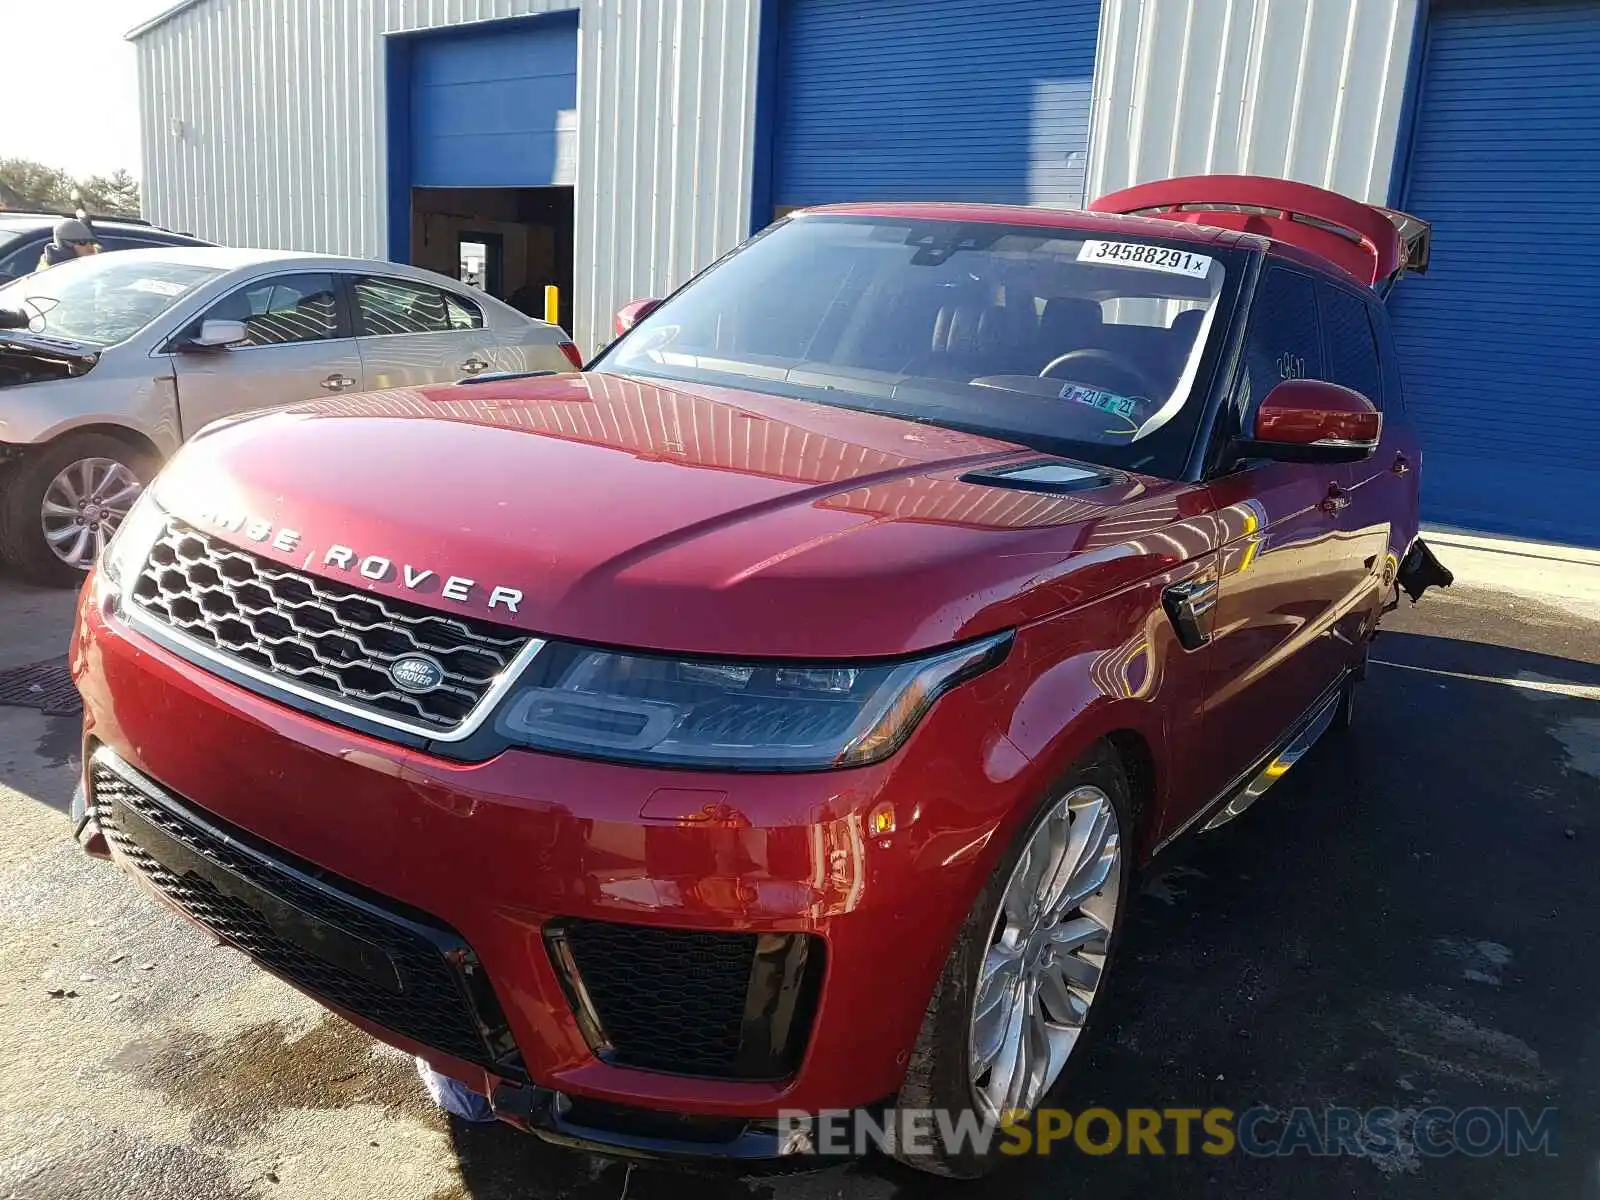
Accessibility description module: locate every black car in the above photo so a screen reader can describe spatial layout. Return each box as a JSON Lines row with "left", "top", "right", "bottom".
{"left": 0, "top": 212, "right": 213, "bottom": 282}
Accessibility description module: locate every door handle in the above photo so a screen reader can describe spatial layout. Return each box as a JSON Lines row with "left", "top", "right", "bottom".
{"left": 1319, "top": 483, "right": 1349, "bottom": 516}
{"left": 459, "top": 358, "right": 490, "bottom": 374}
{"left": 320, "top": 373, "right": 357, "bottom": 391}
{"left": 1162, "top": 579, "right": 1218, "bottom": 651}
{"left": 1392, "top": 452, "right": 1411, "bottom": 476}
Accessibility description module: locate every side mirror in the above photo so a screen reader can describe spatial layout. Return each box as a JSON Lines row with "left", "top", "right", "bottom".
{"left": 1236, "top": 379, "right": 1381, "bottom": 465}
{"left": 181, "top": 318, "right": 248, "bottom": 351}
{"left": 613, "top": 298, "right": 662, "bottom": 337}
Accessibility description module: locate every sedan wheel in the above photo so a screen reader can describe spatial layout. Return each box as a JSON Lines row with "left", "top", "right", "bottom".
{"left": 40, "top": 457, "right": 144, "bottom": 570}
{"left": 970, "top": 785, "right": 1121, "bottom": 1120}
{"left": 0, "top": 433, "right": 156, "bottom": 587}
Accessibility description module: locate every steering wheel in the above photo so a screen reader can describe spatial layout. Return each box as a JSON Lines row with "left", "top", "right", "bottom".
{"left": 1038, "top": 348, "right": 1162, "bottom": 402}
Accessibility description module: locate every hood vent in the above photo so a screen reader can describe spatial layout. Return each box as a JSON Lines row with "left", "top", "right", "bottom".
{"left": 959, "top": 458, "right": 1120, "bottom": 494}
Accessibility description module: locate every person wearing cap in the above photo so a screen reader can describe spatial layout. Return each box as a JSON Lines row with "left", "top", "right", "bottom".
{"left": 35, "top": 218, "right": 101, "bottom": 271}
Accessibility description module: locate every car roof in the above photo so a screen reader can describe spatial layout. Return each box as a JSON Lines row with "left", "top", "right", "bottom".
{"left": 795, "top": 201, "right": 1369, "bottom": 285}
{"left": 71, "top": 245, "right": 324, "bottom": 271}
{"left": 795, "top": 202, "right": 1249, "bottom": 249}
{"left": 77, "top": 245, "right": 519, "bottom": 296}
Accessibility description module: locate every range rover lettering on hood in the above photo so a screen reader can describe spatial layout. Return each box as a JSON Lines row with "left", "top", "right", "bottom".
{"left": 191, "top": 506, "right": 525, "bottom": 615}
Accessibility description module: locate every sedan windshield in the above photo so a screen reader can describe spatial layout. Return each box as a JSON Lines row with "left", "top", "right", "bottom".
{"left": 0, "top": 256, "right": 221, "bottom": 347}
{"left": 599, "top": 215, "right": 1241, "bottom": 477}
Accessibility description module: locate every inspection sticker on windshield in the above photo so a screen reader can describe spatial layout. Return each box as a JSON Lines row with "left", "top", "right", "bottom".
{"left": 1078, "top": 240, "right": 1213, "bottom": 278}
{"left": 128, "top": 278, "right": 187, "bottom": 297}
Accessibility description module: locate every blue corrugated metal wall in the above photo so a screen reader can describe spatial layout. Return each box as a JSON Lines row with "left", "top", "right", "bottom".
{"left": 771, "top": 0, "right": 1101, "bottom": 214}
{"left": 1389, "top": 2, "right": 1600, "bottom": 545}
{"left": 410, "top": 14, "right": 578, "bottom": 189}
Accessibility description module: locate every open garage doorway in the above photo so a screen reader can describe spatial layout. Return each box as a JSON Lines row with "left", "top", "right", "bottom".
{"left": 387, "top": 12, "right": 580, "bottom": 336}
{"left": 409, "top": 186, "right": 575, "bottom": 334}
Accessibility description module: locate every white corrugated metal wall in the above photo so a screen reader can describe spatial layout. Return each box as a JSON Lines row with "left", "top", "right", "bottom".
{"left": 1086, "top": 0, "right": 1419, "bottom": 204}
{"left": 134, "top": 0, "right": 577, "bottom": 257}
{"left": 574, "top": 0, "right": 759, "bottom": 354}
{"left": 132, "top": 0, "right": 760, "bottom": 353}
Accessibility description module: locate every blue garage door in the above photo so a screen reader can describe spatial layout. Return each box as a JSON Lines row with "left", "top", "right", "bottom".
{"left": 410, "top": 14, "right": 578, "bottom": 188}
{"left": 1389, "top": 3, "right": 1600, "bottom": 545}
{"left": 773, "top": 0, "right": 1100, "bottom": 213}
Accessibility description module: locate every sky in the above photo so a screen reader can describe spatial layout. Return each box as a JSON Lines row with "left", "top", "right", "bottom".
{"left": 3, "top": 0, "right": 175, "bottom": 179}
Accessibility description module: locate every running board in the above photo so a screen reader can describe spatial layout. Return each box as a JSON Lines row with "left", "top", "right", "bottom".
{"left": 1201, "top": 686, "right": 1342, "bottom": 833}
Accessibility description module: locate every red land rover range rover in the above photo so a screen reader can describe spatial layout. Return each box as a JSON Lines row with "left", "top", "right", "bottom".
{"left": 69, "top": 176, "right": 1448, "bottom": 1176}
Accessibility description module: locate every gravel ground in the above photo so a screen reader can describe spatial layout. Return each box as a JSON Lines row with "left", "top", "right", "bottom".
{"left": 0, "top": 573, "right": 1596, "bottom": 1200}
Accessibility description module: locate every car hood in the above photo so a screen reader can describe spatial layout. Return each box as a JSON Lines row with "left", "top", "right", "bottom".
{"left": 0, "top": 330, "right": 100, "bottom": 388}
{"left": 153, "top": 372, "right": 1212, "bottom": 658}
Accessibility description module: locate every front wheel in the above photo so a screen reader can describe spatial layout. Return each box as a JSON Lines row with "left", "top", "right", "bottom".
{"left": 885, "top": 743, "right": 1133, "bottom": 1177}
{"left": 0, "top": 433, "right": 155, "bottom": 587}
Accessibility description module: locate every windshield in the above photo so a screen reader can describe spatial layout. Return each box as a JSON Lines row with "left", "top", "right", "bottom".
{"left": 0, "top": 256, "right": 221, "bottom": 347}
{"left": 598, "top": 216, "right": 1241, "bottom": 477}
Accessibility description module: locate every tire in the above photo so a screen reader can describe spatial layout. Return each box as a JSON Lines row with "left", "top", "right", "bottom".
{"left": 883, "top": 742, "right": 1135, "bottom": 1177}
{"left": 0, "top": 433, "right": 157, "bottom": 588}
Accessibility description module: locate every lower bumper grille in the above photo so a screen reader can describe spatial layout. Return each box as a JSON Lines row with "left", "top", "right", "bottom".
{"left": 550, "top": 918, "right": 824, "bottom": 1080}
{"left": 91, "top": 750, "right": 521, "bottom": 1075}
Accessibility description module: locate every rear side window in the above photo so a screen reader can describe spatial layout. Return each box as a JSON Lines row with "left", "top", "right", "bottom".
{"left": 444, "top": 291, "right": 483, "bottom": 330}
{"left": 354, "top": 276, "right": 477, "bottom": 335}
{"left": 200, "top": 273, "right": 340, "bottom": 346}
{"left": 1240, "top": 267, "right": 1323, "bottom": 413}
{"left": 97, "top": 236, "right": 164, "bottom": 253}
{"left": 1368, "top": 301, "right": 1405, "bottom": 414}
{"left": 1320, "top": 283, "right": 1384, "bottom": 408}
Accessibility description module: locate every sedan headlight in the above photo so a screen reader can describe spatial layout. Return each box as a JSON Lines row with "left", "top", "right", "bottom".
{"left": 494, "top": 632, "right": 1012, "bottom": 771}
{"left": 100, "top": 489, "right": 166, "bottom": 592}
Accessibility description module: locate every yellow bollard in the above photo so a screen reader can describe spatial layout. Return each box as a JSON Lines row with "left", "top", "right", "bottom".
{"left": 544, "top": 285, "right": 560, "bottom": 327}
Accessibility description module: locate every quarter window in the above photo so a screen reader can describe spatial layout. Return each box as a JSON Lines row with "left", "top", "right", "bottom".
{"left": 1320, "top": 284, "right": 1384, "bottom": 408}
{"left": 1241, "top": 268, "right": 1323, "bottom": 414}
{"left": 444, "top": 291, "right": 484, "bottom": 330}
{"left": 199, "top": 273, "right": 340, "bottom": 346}
{"left": 354, "top": 276, "right": 479, "bottom": 335}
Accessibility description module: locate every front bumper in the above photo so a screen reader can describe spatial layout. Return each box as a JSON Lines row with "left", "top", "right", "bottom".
{"left": 70, "top": 582, "right": 1037, "bottom": 1145}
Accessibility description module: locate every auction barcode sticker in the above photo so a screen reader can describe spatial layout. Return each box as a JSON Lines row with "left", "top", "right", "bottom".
{"left": 1078, "top": 240, "right": 1213, "bottom": 279}
{"left": 128, "top": 278, "right": 188, "bottom": 297}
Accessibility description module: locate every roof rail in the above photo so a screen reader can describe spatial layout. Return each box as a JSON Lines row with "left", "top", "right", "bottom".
{"left": 1090, "top": 174, "right": 1429, "bottom": 290}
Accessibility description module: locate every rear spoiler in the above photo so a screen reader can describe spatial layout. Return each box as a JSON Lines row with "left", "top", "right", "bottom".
{"left": 1090, "top": 175, "right": 1430, "bottom": 292}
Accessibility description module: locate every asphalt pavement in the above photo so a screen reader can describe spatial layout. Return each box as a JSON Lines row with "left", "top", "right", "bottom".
{"left": 0, "top": 573, "right": 1595, "bottom": 1200}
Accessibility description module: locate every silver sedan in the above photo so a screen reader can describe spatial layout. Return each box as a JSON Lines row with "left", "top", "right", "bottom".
{"left": 0, "top": 247, "right": 581, "bottom": 584}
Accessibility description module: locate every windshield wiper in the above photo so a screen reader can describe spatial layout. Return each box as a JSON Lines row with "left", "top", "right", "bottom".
{"left": 0, "top": 308, "right": 27, "bottom": 331}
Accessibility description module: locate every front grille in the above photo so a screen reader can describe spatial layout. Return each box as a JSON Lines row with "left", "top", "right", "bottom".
{"left": 553, "top": 919, "right": 824, "bottom": 1080}
{"left": 92, "top": 753, "right": 520, "bottom": 1074}
{"left": 129, "top": 521, "right": 529, "bottom": 731}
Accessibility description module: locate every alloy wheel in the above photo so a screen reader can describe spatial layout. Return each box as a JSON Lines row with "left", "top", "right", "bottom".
{"left": 39, "top": 457, "right": 143, "bottom": 570}
{"left": 969, "top": 785, "right": 1122, "bottom": 1120}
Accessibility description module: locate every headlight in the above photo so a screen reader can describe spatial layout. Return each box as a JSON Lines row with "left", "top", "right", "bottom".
{"left": 100, "top": 489, "right": 165, "bottom": 591}
{"left": 494, "top": 632, "right": 1012, "bottom": 771}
